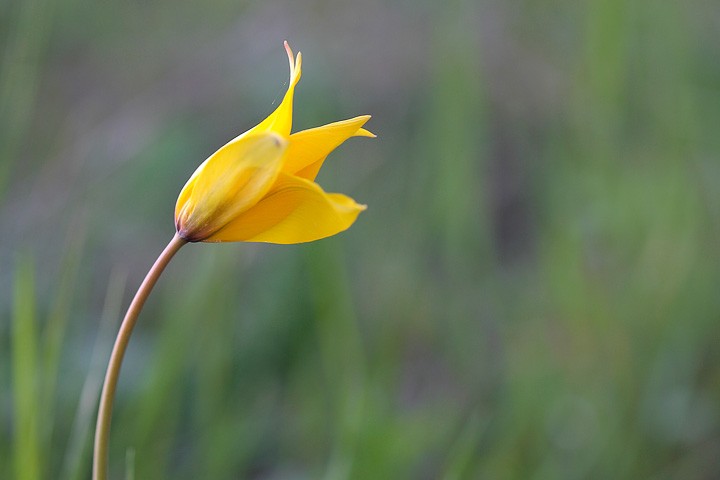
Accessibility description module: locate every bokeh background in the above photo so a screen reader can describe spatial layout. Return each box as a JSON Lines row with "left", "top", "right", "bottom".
{"left": 2, "top": 0, "right": 720, "bottom": 478}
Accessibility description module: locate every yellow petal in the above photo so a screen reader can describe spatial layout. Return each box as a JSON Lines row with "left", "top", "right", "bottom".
{"left": 205, "top": 172, "right": 366, "bottom": 244}
{"left": 284, "top": 115, "right": 374, "bottom": 180}
{"left": 244, "top": 41, "right": 302, "bottom": 138}
{"left": 175, "top": 132, "right": 288, "bottom": 241}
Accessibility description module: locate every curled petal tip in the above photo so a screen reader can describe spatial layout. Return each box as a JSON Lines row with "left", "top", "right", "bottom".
{"left": 284, "top": 41, "right": 301, "bottom": 78}
{"left": 284, "top": 40, "right": 293, "bottom": 64}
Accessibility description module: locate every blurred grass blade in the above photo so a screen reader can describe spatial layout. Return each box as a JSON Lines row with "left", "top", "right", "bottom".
{"left": 306, "top": 240, "right": 367, "bottom": 480}
{"left": 125, "top": 447, "right": 136, "bottom": 480}
{"left": 12, "top": 254, "right": 42, "bottom": 480}
{"left": 441, "top": 413, "right": 485, "bottom": 480}
{"left": 62, "top": 268, "right": 127, "bottom": 480}
{"left": 0, "top": 0, "right": 55, "bottom": 198}
{"left": 421, "top": 1, "right": 488, "bottom": 270}
{"left": 41, "top": 220, "right": 87, "bottom": 459}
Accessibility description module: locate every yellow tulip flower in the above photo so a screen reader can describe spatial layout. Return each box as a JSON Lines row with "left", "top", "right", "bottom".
{"left": 93, "top": 42, "right": 373, "bottom": 480}
{"left": 175, "top": 41, "right": 374, "bottom": 244}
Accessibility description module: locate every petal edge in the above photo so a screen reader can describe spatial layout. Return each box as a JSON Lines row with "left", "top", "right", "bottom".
{"left": 285, "top": 115, "right": 373, "bottom": 180}
{"left": 206, "top": 173, "right": 365, "bottom": 244}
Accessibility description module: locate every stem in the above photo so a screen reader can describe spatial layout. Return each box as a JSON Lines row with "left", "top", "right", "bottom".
{"left": 93, "top": 234, "right": 187, "bottom": 480}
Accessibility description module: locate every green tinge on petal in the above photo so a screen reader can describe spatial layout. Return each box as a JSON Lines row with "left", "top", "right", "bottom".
{"left": 284, "top": 115, "right": 373, "bottom": 180}
{"left": 205, "top": 172, "right": 366, "bottom": 244}
{"left": 175, "top": 132, "right": 288, "bottom": 241}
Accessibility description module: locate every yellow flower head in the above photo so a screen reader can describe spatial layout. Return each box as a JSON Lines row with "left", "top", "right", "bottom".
{"left": 175, "top": 41, "right": 374, "bottom": 244}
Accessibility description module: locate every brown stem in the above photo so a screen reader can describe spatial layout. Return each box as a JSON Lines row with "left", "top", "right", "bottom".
{"left": 93, "top": 233, "right": 187, "bottom": 480}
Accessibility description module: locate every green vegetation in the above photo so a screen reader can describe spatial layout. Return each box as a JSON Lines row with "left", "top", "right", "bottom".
{"left": 1, "top": 0, "right": 719, "bottom": 478}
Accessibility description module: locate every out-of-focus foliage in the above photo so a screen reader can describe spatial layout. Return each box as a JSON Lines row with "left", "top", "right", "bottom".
{"left": 2, "top": 0, "right": 720, "bottom": 479}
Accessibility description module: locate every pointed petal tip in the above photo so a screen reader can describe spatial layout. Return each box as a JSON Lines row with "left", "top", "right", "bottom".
{"left": 350, "top": 114, "right": 371, "bottom": 124}
{"left": 284, "top": 41, "right": 302, "bottom": 78}
{"left": 355, "top": 115, "right": 375, "bottom": 137}
{"left": 357, "top": 128, "right": 376, "bottom": 138}
{"left": 284, "top": 40, "right": 293, "bottom": 60}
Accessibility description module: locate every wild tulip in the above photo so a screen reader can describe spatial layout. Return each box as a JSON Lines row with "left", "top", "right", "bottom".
{"left": 92, "top": 42, "right": 373, "bottom": 480}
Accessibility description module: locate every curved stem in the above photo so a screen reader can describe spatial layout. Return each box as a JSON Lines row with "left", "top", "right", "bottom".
{"left": 93, "top": 234, "right": 187, "bottom": 480}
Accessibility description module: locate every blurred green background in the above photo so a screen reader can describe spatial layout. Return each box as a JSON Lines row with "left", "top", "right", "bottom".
{"left": 2, "top": 0, "right": 720, "bottom": 478}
